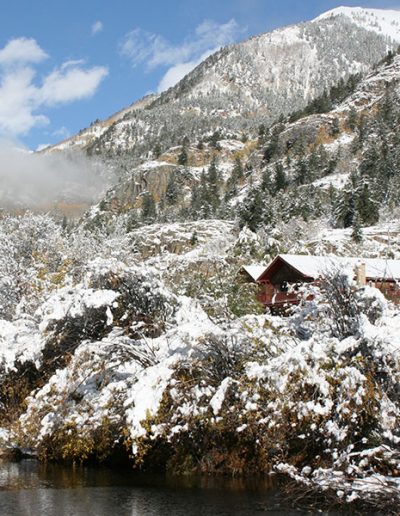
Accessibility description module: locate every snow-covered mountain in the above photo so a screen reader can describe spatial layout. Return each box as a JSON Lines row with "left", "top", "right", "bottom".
{"left": 45, "top": 6, "right": 400, "bottom": 163}
{"left": 43, "top": 94, "right": 157, "bottom": 155}
{"left": 315, "top": 6, "right": 400, "bottom": 40}
{"left": 3, "top": 8, "right": 400, "bottom": 511}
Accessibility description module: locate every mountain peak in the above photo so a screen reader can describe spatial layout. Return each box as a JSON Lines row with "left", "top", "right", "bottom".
{"left": 315, "top": 6, "right": 400, "bottom": 41}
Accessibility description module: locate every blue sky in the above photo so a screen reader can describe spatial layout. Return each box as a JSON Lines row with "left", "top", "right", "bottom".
{"left": 1, "top": 0, "right": 399, "bottom": 149}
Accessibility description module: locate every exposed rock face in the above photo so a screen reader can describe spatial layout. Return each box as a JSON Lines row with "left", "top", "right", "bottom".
{"left": 109, "top": 164, "right": 177, "bottom": 210}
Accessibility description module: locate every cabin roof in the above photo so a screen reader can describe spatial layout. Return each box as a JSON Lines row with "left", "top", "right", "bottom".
{"left": 259, "top": 254, "right": 400, "bottom": 282}
{"left": 242, "top": 265, "right": 266, "bottom": 281}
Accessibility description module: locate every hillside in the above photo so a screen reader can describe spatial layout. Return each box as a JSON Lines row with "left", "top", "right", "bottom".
{"left": 83, "top": 45, "right": 400, "bottom": 246}
{"left": 1, "top": 6, "right": 400, "bottom": 514}
{"left": 45, "top": 6, "right": 400, "bottom": 166}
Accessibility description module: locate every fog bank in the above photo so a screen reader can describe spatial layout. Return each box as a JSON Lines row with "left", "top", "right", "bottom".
{"left": 0, "top": 143, "right": 109, "bottom": 212}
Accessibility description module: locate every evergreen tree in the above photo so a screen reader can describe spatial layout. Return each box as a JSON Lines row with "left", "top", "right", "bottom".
{"left": 177, "top": 146, "right": 188, "bottom": 166}
{"left": 360, "top": 145, "right": 380, "bottom": 179}
{"left": 192, "top": 169, "right": 213, "bottom": 219}
{"left": 263, "top": 124, "right": 282, "bottom": 162}
{"left": 274, "top": 163, "right": 287, "bottom": 193}
{"left": 347, "top": 108, "right": 358, "bottom": 131}
{"left": 206, "top": 157, "right": 221, "bottom": 212}
{"left": 190, "top": 231, "right": 198, "bottom": 246}
{"left": 261, "top": 169, "right": 273, "bottom": 194}
{"left": 209, "top": 130, "right": 222, "bottom": 149}
{"left": 331, "top": 117, "right": 340, "bottom": 136}
{"left": 379, "top": 84, "right": 394, "bottom": 125}
{"left": 257, "top": 124, "right": 267, "bottom": 146}
{"left": 153, "top": 142, "right": 162, "bottom": 158}
{"left": 335, "top": 187, "right": 356, "bottom": 228}
{"left": 357, "top": 182, "right": 379, "bottom": 226}
{"left": 165, "top": 172, "right": 181, "bottom": 205}
{"left": 294, "top": 158, "right": 309, "bottom": 185}
{"left": 351, "top": 212, "right": 363, "bottom": 243}
{"left": 233, "top": 156, "right": 244, "bottom": 181}
{"left": 357, "top": 114, "right": 367, "bottom": 145}
{"left": 141, "top": 192, "right": 157, "bottom": 222}
{"left": 239, "top": 187, "right": 264, "bottom": 232}
{"left": 314, "top": 90, "right": 332, "bottom": 113}
{"left": 307, "top": 148, "right": 320, "bottom": 180}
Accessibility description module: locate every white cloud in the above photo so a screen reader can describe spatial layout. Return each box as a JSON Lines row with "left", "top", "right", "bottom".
{"left": 0, "top": 67, "right": 49, "bottom": 135}
{"left": 40, "top": 64, "right": 108, "bottom": 105}
{"left": 0, "top": 38, "right": 108, "bottom": 136}
{"left": 91, "top": 21, "right": 103, "bottom": 36}
{"left": 0, "top": 37, "right": 48, "bottom": 66}
{"left": 120, "top": 19, "right": 244, "bottom": 91}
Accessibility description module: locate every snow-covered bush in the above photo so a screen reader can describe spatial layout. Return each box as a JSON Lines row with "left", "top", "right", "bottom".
{"left": 0, "top": 213, "right": 65, "bottom": 319}
{"left": 291, "top": 268, "right": 388, "bottom": 340}
{"left": 87, "top": 262, "right": 177, "bottom": 338}
{"left": 180, "top": 260, "right": 263, "bottom": 321}
{"left": 16, "top": 338, "right": 140, "bottom": 461}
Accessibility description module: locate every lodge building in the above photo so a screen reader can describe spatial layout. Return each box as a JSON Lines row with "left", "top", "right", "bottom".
{"left": 244, "top": 254, "right": 400, "bottom": 310}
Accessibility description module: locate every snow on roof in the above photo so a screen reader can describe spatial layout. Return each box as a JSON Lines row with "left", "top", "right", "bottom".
{"left": 277, "top": 254, "right": 400, "bottom": 281}
{"left": 242, "top": 265, "right": 267, "bottom": 281}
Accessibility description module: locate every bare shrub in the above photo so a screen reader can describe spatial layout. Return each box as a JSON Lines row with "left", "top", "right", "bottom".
{"left": 197, "top": 334, "right": 250, "bottom": 384}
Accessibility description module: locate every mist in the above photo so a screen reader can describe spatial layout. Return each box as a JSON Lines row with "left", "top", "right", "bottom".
{"left": 0, "top": 142, "right": 110, "bottom": 214}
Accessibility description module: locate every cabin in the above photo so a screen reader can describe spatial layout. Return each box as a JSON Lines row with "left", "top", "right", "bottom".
{"left": 240, "top": 265, "right": 266, "bottom": 283}
{"left": 252, "top": 254, "right": 400, "bottom": 310}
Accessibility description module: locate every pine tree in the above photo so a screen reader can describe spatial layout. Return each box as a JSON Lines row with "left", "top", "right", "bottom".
{"left": 261, "top": 169, "right": 273, "bottom": 194}
{"left": 153, "top": 142, "right": 162, "bottom": 158}
{"left": 360, "top": 146, "right": 380, "bottom": 179}
{"left": 257, "top": 124, "right": 267, "bottom": 146}
{"left": 331, "top": 117, "right": 340, "bottom": 136}
{"left": 141, "top": 192, "right": 157, "bottom": 222}
{"left": 239, "top": 187, "right": 264, "bottom": 232}
{"left": 190, "top": 231, "right": 198, "bottom": 246}
{"left": 335, "top": 187, "right": 357, "bottom": 228}
{"left": 294, "top": 158, "right": 309, "bottom": 185}
{"left": 192, "top": 170, "right": 213, "bottom": 219}
{"left": 233, "top": 156, "right": 244, "bottom": 181}
{"left": 209, "top": 130, "right": 222, "bottom": 149}
{"left": 347, "top": 108, "right": 358, "bottom": 131}
{"left": 177, "top": 146, "right": 188, "bottom": 166}
{"left": 206, "top": 157, "right": 221, "bottom": 213}
{"left": 274, "top": 163, "right": 287, "bottom": 193}
{"left": 314, "top": 90, "right": 332, "bottom": 113}
{"left": 357, "top": 182, "right": 379, "bottom": 226}
{"left": 263, "top": 125, "right": 281, "bottom": 162}
{"left": 351, "top": 212, "right": 363, "bottom": 243}
{"left": 165, "top": 172, "right": 181, "bottom": 205}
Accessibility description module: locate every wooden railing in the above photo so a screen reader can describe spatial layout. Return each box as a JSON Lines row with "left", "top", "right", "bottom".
{"left": 258, "top": 291, "right": 300, "bottom": 307}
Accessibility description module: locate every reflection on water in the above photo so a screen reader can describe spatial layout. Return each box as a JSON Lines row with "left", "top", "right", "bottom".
{"left": 0, "top": 460, "right": 310, "bottom": 516}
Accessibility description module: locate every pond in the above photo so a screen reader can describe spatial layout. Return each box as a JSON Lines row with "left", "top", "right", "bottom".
{"left": 0, "top": 460, "right": 330, "bottom": 515}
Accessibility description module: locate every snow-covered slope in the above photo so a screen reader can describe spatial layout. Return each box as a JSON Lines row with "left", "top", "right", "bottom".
{"left": 46, "top": 8, "right": 399, "bottom": 162}
{"left": 315, "top": 6, "right": 400, "bottom": 41}
{"left": 43, "top": 94, "right": 158, "bottom": 154}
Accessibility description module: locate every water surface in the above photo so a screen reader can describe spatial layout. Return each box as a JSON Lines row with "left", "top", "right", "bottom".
{"left": 0, "top": 460, "right": 320, "bottom": 515}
